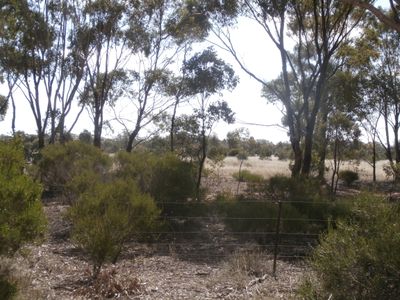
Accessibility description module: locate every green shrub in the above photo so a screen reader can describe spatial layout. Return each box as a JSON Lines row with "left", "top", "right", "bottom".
{"left": 300, "top": 194, "right": 400, "bottom": 299}
{"left": 227, "top": 148, "right": 240, "bottom": 156}
{"left": 0, "top": 139, "right": 46, "bottom": 255}
{"left": 0, "top": 277, "right": 17, "bottom": 300}
{"left": 338, "top": 169, "right": 359, "bottom": 186}
{"left": 0, "top": 139, "right": 46, "bottom": 299}
{"left": 68, "top": 179, "right": 160, "bottom": 277}
{"left": 35, "top": 141, "right": 111, "bottom": 199}
{"left": 115, "top": 151, "right": 197, "bottom": 217}
{"left": 0, "top": 263, "right": 17, "bottom": 300}
{"left": 232, "top": 170, "right": 264, "bottom": 183}
{"left": 215, "top": 193, "right": 307, "bottom": 243}
{"left": 266, "top": 175, "right": 352, "bottom": 231}
{"left": 114, "top": 151, "right": 155, "bottom": 192}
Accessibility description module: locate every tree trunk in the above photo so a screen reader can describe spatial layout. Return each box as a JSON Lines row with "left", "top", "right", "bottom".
{"left": 394, "top": 117, "right": 400, "bottom": 163}
{"left": 331, "top": 131, "right": 339, "bottom": 195}
{"left": 384, "top": 104, "right": 393, "bottom": 163}
{"left": 196, "top": 128, "right": 207, "bottom": 201}
{"left": 93, "top": 112, "right": 102, "bottom": 148}
{"left": 11, "top": 94, "right": 16, "bottom": 135}
{"left": 170, "top": 97, "right": 179, "bottom": 152}
{"left": 38, "top": 131, "right": 45, "bottom": 149}
{"left": 317, "top": 104, "right": 329, "bottom": 181}
{"left": 291, "top": 139, "right": 303, "bottom": 177}
{"left": 236, "top": 159, "right": 244, "bottom": 196}
{"left": 126, "top": 126, "right": 140, "bottom": 152}
{"left": 49, "top": 109, "right": 57, "bottom": 144}
{"left": 372, "top": 138, "right": 376, "bottom": 183}
{"left": 302, "top": 127, "right": 314, "bottom": 176}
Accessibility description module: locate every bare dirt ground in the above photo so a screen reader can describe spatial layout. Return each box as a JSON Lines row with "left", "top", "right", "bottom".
{"left": 9, "top": 200, "right": 307, "bottom": 299}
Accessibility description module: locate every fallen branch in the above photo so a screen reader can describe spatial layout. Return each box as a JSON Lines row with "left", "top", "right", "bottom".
{"left": 247, "top": 274, "right": 268, "bottom": 289}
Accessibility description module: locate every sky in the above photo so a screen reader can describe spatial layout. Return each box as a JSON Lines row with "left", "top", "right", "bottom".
{"left": 0, "top": 13, "right": 296, "bottom": 144}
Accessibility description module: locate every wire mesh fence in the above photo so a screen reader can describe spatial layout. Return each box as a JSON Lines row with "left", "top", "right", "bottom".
{"left": 136, "top": 198, "right": 350, "bottom": 274}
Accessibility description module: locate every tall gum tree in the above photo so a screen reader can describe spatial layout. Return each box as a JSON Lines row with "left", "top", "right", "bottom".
{"left": 0, "top": 0, "right": 54, "bottom": 148}
{"left": 121, "top": 0, "right": 234, "bottom": 152}
{"left": 210, "top": 0, "right": 362, "bottom": 176}
{"left": 0, "top": 0, "right": 90, "bottom": 146}
{"left": 78, "top": 0, "right": 129, "bottom": 148}
{"left": 341, "top": 0, "right": 400, "bottom": 32}
{"left": 353, "top": 18, "right": 400, "bottom": 180}
{"left": 180, "top": 48, "right": 237, "bottom": 199}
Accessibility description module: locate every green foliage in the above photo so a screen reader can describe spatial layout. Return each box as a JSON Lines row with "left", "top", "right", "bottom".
{"left": 215, "top": 193, "right": 306, "bottom": 241}
{"left": 0, "top": 95, "right": 7, "bottom": 120}
{"left": 216, "top": 174, "right": 353, "bottom": 245}
{"left": 232, "top": 170, "right": 264, "bottom": 183}
{"left": 78, "top": 130, "right": 92, "bottom": 144}
{"left": 383, "top": 162, "right": 400, "bottom": 181}
{"left": 68, "top": 179, "right": 160, "bottom": 277}
{"left": 227, "top": 148, "right": 240, "bottom": 156}
{"left": 0, "top": 139, "right": 46, "bottom": 256}
{"left": 338, "top": 169, "right": 359, "bottom": 186}
{"left": 0, "top": 261, "right": 17, "bottom": 300}
{"left": 35, "top": 141, "right": 111, "bottom": 198}
{"left": 273, "top": 142, "right": 293, "bottom": 160}
{"left": 301, "top": 194, "right": 400, "bottom": 299}
{"left": 226, "top": 175, "right": 350, "bottom": 236}
{"left": 150, "top": 153, "right": 196, "bottom": 204}
{"left": 266, "top": 175, "right": 350, "bottom": 231}
{"left": 0, "top": 277, "right": 17, "bottom": 300}
{"left": 115, "top": 151, "right": 196, "bottom": 216}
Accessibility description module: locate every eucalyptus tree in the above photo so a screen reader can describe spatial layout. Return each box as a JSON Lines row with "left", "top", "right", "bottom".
{"left": 0, "top": 0, "right": 90, "bottom": 147}
{"left": 0, "top": 95, "right": 7, "bottom": 121}
{"left": 327, "top": 111, "right": 361, "bottom": 194}
{"left": 313, "top": 69, "right": 363, "bottom": 180}
{"left": 118, "top": 0, "right": 241, "bottom": 152}
{"left": 121, "top": 0, "right": 226, "bottom": 152}
{"left": 211, "top": 0, "right": 362, "bottom": 176}
{"left": 0, "top": 0, "right": 52, "bottom": 147}
{"left": 341, "top": 0, "right": 400, "bottom": 32}
{"left": 174, "top": 48, "right": 237, "bottom": 199}
{"left": 358, "top": 21, "right": 400, "bottom": 179}
{"left": 77, "top": 0, "right": 131, "bottom": 148}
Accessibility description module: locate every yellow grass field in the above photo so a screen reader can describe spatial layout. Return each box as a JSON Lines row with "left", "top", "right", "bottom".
{"left": 208, "top": 156, "right": 390, "bottom": 182}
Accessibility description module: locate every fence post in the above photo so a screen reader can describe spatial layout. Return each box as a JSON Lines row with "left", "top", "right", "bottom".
{"left": 273, "top": 199, "right": 282, "bottom": 278}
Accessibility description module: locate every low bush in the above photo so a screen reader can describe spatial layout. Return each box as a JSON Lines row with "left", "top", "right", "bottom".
{"left": 215, "top": 193, "right": 307, "bottom": 243}
{"left": 227, "top": 148, "right": 240, "bottom": 157}
{"left": 265, "top": 175, "right": 350, "bottom": 232}
{"left": 115, "top": 151, "right": 197, "bottom": 217}
{"left": 299, "top": 194, "right": 400, "bottom": 299}
{"left": 0, "top": 262, "right": 17, "bottom": 300}
{"left": 68, "top": 179, "right": 160, "bottom": 277}
{"left": 0, "top": 139, "right": 46, "bottom": 299}
{"left": 215, "top": 176, "right": 352, "bottom": 243}
{"left": 232, "top": 170, "right": 264, "bottom": 183}
{"left": 35, "top": 141, "right": 111, "bottom": 199}
{"left": 0, "top": 139, "right": 46, "bottom": 255}
{"left": 0, "top": 278, "right": 16, "bottom": 300}
{"left": 338, "top": 169, "right": 359, "bottom": 186}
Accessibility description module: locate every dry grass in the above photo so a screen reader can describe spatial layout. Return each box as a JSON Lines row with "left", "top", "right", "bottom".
{"left": 0, "top": 257, "right": 45, "bottom": 300}
{"left": 208, "top": 156, "right": 389, "bottom": 182}
{"left": 216, "top": 156, "right": 291, "bottom": 180}
{"left": 215, "top": 247, "right": 306, "bottom": 299}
